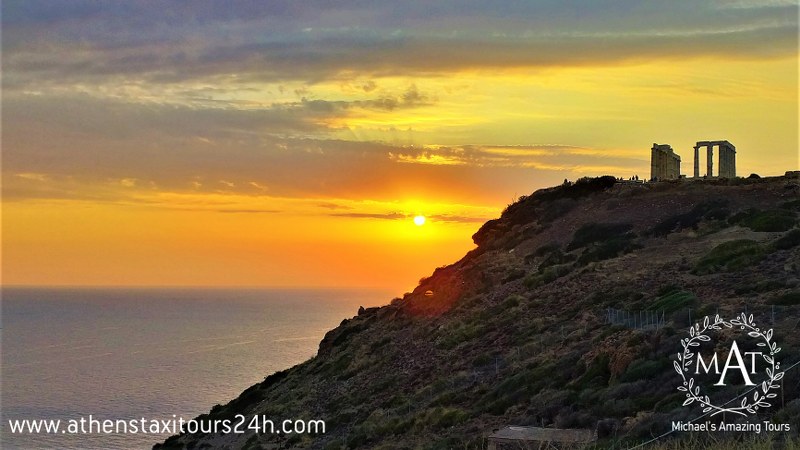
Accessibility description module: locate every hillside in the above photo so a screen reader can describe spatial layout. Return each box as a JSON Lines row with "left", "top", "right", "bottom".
{"left": 157, "top": 174, "right": 800, "bottom": 449}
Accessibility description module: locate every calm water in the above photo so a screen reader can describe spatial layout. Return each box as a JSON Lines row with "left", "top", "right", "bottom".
{"left": 1, "top": 287, "right": 391, "bottom": 449}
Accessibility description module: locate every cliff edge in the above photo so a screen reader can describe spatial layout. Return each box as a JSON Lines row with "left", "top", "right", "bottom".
{"left": 157, "top": 174, "right": 800, "bottom": 449}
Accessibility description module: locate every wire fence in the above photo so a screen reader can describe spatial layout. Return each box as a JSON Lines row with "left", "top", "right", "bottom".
{"left": 606, "top": 304, "right": 800, "bottom": 331}
{"left": 605, "top": 308, "right": 666, "bottom": 330}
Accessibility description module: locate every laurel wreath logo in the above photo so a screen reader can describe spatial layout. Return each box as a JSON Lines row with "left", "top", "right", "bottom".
{"left": 675, "top": 313, "right": 784, "bottom": 416}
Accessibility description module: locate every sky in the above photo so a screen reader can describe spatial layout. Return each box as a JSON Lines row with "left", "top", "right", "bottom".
{"left": 2, "top": 0, "right": 798, "bottom": 291}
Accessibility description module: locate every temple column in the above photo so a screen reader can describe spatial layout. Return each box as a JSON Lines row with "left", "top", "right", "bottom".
{"left": 720, "top": 145, "right": 731, "bottom": 178}
{"left": 706, "top": 145, "right": 713, "bottom": 177}
{"left": 725, "top": 147, "right": 732, "bottom": 177}
{"left": 727, "top": 149, "right": 732, "bottom": 176}
{"left": 694, "top": 145, "right": 700, "bottom": 178}
{"left": 650, "top": 146, "right": 658, "bottom": 181}
{"left": 726, "top": 149, "right": 731, "bottom": 177}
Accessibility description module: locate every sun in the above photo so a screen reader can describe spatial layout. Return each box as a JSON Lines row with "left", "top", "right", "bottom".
{"left": 413, "top": 215, "right": 426, "bottom": 226}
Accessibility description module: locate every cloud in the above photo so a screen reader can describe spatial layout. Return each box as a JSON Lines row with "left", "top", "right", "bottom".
{"left": 3, "top": 0, "right": 794, "bottom": 208}
{"left": 2, "top": 90, "right": 656, "bottom": 206}
{"left": 427, "top": 214, "right": 489, "bottom": 223}
{"left": 329, "top": 212, "right": 407, "bottom": 220}
{"left": 296, "top": 85, "right": 432, "bottom": 113}
{"left": 215, "top": 209, "right": 281, "bottom": 214}
{"left": 388, "top": 145, "right": 646, "bottom": 170}
{"left": 3, "top": 1, "right": 796, "bottom": 89}
{"left": 327, "top": 211, "right": 490, "bottom": 223}
{"left": 317, "top": 202, "right": 354, "bottom": 210}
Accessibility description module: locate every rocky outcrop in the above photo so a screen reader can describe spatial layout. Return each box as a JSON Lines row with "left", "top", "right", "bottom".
{"left": 158, "top": 175, "right": 800, "bottom": 450}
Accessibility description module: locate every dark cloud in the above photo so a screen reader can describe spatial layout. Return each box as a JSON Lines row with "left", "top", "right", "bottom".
{"left": 1, "top": 88, "right": 431, "bottom": 148}
{"left": 427, "top": 214, "right": 490, "bottom": 223}
{"left": 215, "top": 209, "right": 282, "bottom": 214}
{"left": 1, "top": 91, "right": 653, "bottom": 206}
{"left": 297, "top": 85, "right": 431, "bottom": 112}
{"left": 325, "top": 212, "right": 490, "bottom": 223}
{"left": 2, "top": 0, "right": 794, "bottom": 207}
{"left": 3, "top": 1, "right": 796, "bottom": 87}
{"left": 317, "top": 202, "right": 354, "bottom": 210}
{"left": 329, "top": 212, "right": 407, "bottom": 220}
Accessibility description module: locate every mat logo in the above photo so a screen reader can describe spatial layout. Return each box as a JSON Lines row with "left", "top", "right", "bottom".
{"left": 694, "top": 340, "right": 760, "bottom": 386}
{"left": 675, "top": 313, "right": 784, "bottom": 416}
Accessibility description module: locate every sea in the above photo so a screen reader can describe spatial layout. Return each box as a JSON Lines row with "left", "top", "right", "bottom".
{"left": 1, "top": 287, "right": 392, "bottom": 449}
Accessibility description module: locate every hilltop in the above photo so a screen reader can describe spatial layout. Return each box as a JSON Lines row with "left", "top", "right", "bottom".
{"left": 158, "top": 174, "right": 800, "bottom": 449}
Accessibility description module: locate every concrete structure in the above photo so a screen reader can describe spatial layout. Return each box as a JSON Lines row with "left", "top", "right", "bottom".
{"left": 488, "top": 426, "right": 596, "bottom": 449}
{"left": 693, "top": 140, "right": 736, "bottom": 178}
{"left": 650, "top": 143, "right": 681, "bottom": 181}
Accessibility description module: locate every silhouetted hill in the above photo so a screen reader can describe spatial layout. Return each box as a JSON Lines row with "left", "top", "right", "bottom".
{"left": 157, "top": 174, "right": 800, "bottom": 449}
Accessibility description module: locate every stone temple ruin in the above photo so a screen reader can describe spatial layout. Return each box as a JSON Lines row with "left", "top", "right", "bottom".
{"left": 650, "top": 143, "right": 681, "bottom": 181}
{"left": 693, "top": 140, "right": 736, "bottom": 178}
{"left": 650, "top": 140, "right": 736, "bottom": 181}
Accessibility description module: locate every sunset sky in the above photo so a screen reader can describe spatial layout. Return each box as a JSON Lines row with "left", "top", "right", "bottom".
{"left": 2, "top": 1, "right": 798, "bottom": 291}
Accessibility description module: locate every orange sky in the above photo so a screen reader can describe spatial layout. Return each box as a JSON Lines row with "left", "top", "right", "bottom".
{"left": 2, "top": 1, "right": 798, "bottom": 292}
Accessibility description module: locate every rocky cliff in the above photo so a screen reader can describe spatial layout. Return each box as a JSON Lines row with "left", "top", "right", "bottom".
{"left": 158, "top": 174, "right": 800, "bottom": 449}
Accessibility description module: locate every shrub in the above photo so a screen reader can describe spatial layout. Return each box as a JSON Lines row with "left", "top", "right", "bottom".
{"left": 502, "top": 267, "right": 527, "bottom": 283}
{"left": 534, "top": 243, "right": 560, "bottom": 257}
{"left": 781, "top": 199, "right": 800, "bottom": 211}
{"left": 734, "top": 279, "right": 787, "bottom": 295}
{"left": 589, "top": 288, "right": 645, "bottom": 308}
{"left": 729, "top": 208, "right": 797, "bottom": 232}
{"left": 577, "top": 237, "right": 641, "bottom": 265}
{"left": 435, "top": 321, "right": 487, "bottom": 350}
{"left": 524, "top": 264, "right": 572, "bottom": 289}
{"left": 472, "top": 352, "right": 493, "bottom": 367}
{"left": 772, "top": 228, "right": 800, "bottom": 250}
{"left": 568, "top": 222, "right": 634, "bottom": 251}
{"left": 370, "top": 336, "right": 392, "bottom": 352}
{"left": 573, "top": 354, "right": 611, "bottom": 389}
{"left": 649, "top": 200, "right": 729, "bottom": 236}
{"left": 331, "top": 354, "right": 352, "bottom": 372}
{"left": 526, "top": 243, "right": 561, "bottom": 264}
{"left": 502, "top": 294, "right": 522, "bottom": 309}
{"left": 324, "top": 439, "right": 345, "bottom": 450}
{"left": 539, "top": 198, "right": 577, "bottom": 223}
{"left": 538, "top": 249, "right": 576, "bottom": 271}
{"left": 415, "top": 407, "right": 467, "bottom": 430}
{"left": 657, "top": 284, "right": 681, "bottom": 297}
{"left": 533, "top": 176, "right": 617, "bottom": 204}
{"left": 693, "top": 240, "right": 764, "bottom": 274}
{"left": 479, "top": 364, "right": 556, "bottom": 415}
{"left": 768, "top": 291, "right": 800, "bottom": 305}
{"left": 620, "top": 358, "right": 667, "bottom": 382}
{"left": 651, "top": 290, "right": 696, "bottom": 312}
